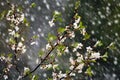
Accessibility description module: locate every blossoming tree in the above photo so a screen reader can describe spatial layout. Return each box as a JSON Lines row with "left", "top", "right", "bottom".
{"left": 0, "top": 1, "right": 115, "bottom": 80}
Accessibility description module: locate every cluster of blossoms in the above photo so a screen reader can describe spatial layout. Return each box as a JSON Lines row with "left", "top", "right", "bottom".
{"left": 72, "top": 43, "right": 83, "bottom": 52}
{"left": 85, "top": 46, "right": 101, "bottom": 59}
{"left": 0, "top": 55, "right": 12, "bottom": 80}
{"left": 0, "top": 55, "right": 12, "bottom": 62}
{"left": 40, "top": 63, "right": 58, "bottom": 70}
{"left": 6, "top": 4, "right": 24, "bottom": 26}
{"left": 0, "top": 4, "right": 27, "bottom": 80}
{"left": 6, "top": 4, "right": 26, "bottom": 55}
{"left": 52, "top": 71, "right": 67, "bottom": 80}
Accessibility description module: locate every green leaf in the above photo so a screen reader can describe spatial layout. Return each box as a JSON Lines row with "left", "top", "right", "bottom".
{"left": 17, "top": 6, "right": 23, "bottom": 12}
{"left": 0, "top": 10, "right": 6, "bottom": 20}
{"left": 103, "top": 58, "right": 107, "bottom": 61}
{"left": 103, "top": 52, "right": 108, "bottom": 58}
{"left": 85, "top": 67, "right": 93, "bottom": 77}
{"left": 102, "top": 52, "right": 108, "bottom": 61}
{"left": 79, "top": 22, "right": 86, "bottom": 29}
{"left": 14, "top": 33, "right": 20, "bottom": 38}
{"left": 94, "top": 40, "right": 103, "bottom": 47}
{"left": 53, "top": 11, "right": 63, "bottom": 22}
{"left": 83, "top": 33, "right": 90, "bottom": 40}
{"left": 107, "top": 42, "right": 116, "bottom": 50}
{"left": 72, "top": 42, "right": 79, "bottom": 47}
{"left": 75, "top": 1, "right": 80, "bottom": 9}
{"left": 38, "top": 50, "right": 44, "bottom": 57}
{"left": 23, "top": 18, "right": 30, "bottom": 26}
{"left": 47, "top": 33, "right": 57, "bottom": 41}
{"left": 32, "top": 35, "right": 39, "bottom": 39}
{"left": 32, "top": 75, "right": 39, "bottom": 80}
{"left": 57, "top": 27, "right": 65, "bottom": 33}
{"left": 30, "top": 3, "right": 36, "bottom": 8}
{"left": 48, "top": 78, "right": 52, "bottom": 80}
{"left": 9, "top": 38, "right": 16, "bottom": 44}
{"left": 57, "top": 45, "right": 66, "bottom": 54}
{"left": 8, "top": 53, "right": 13, "bottom": 58}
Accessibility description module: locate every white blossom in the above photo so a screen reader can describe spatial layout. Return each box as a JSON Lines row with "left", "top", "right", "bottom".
{"left": 48, "top": 18, "right": 55, "bottom": 27}
{"left": 19, "top": 13, "right": 24, "bottom": 22}
{"left": 17, "top": 76, "right": 22, "bottom": 80}
{"left": 77, "top": 43, "right": 83, "bottom": 49}
{"left": 16, "top": 42, "right": 26, "bottom": 53}
{"left": 46, "top": 43, "right": 51, "bottom": 50}
{"left": 18, "top": 42, "right": 23, "bottom": 48}
{"left": 69, "top": 65, "right": 74, "bottom": 70}
{"left": 15, "top": 26, "right": 19, "bottom": 31}
{"left": 81, "top": 28, "right": 86, "bottom": 35}
{"left": 70, "top": 72, "right": 76, "bottom": 76}
{"left": 59, "top": 37, "right": 66, "bottom": 43}
{"left": 3, "top": 75, "right": 8, "bottom": 80}
{"left": 54, "top": 10, "right": 60, "bottom": 15}
{"left": 58, "top": 71, "right": 66, "bottom": 78}
{"left": 76, "top": 63, "right": 84, "bottom": 73}
{"left": 21, "top": 46, "right": 26, "bottom": 53}
{"left": 86, "top": 46, "right": 93, "bottom": 52}
{"left": 76, "top": 52, "right": 81, "bottom": 56}
{"left": 64, "top": 47, "right": 69, "bottom": 53}
{"left": 69, "top": 57, "right": 75, "bottom": 65}
{"left": 73, "top": 23, "right": 78, "bottom": 29}
{"left": 70, "top": 31, "right": 75, "bottom": 39}
{"left": 52, "top": 72, "right": 57, "bottom": 80}
{"left": 73, "top": 48, "right": 77, "bottom": 52}
{"left": 11, "top": 44, "right": 16, "bottom": 50}
{"left": 24, "top": 67, "right": 29, "bottom": 71}
{"left": 90, "top": 52, "right": 100, "bottom": 59}
{"left": 24, "top": 67, "right": 30, "bottom": 75}
{"left": 8, "top": 30, "right": 15, "bottom": 36}
{"left": 21, "top": 37, "right": 25, "bottom": 41}
{"left": 46, "top": 64, "right": 52, "bottom": 69}
{"left": 75, "top": 17, "right": 81, "bottom": 24}
{"left": 76, "top": 55, "right": 83, "bottom": 63}
{"left": 73, "top": 17, "right": 81, "bottom": 29}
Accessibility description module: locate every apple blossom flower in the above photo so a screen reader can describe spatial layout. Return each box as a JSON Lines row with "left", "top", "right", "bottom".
{"left": 3, "top": 75, "right": 8, "bottom": 80}
{"left": 46, "top": 43, "right": 51, "bottom": 50}
{"left": 48, "top": 18, "right": 55, "bottom": 27}
{"left": 90, "top": 52, "right": 100, "bottom": 59}
{"left": 69, "top": 57, "right": 75, "bottom": 65}
{"left": 86, "top": 46, "right": 93, "bottom": 52}
{"left": 76, "top": 63, "right": 84, "bottom": 73}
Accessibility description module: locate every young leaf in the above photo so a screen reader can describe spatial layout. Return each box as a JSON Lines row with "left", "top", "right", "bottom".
{"left": 79, "top": 22, "right": 85, "bottom": 28}
{"left": 107, "top": 42, "right": 116, "bottom": 50}
{"left": 30, "top": 3, "right": 36, "bottom": 8}
{"left": 38, "top": 50, "right": 44, "bottom": 57}
{"left": 0, "top": 10, "right": 6, "bottom": 20}
{"left": 23, "top": 18, "right": 30, "bottom": 26}
{"left": 85, "top": 67, "right": 93, "bottom": 77}
{"left": 8, "top": 53, "right": 13, "bottom": 58}
{"left": 94, "top": 40, "right": 103, "bottom": 47}
{"left": 32, "top": 35, "right": 39, "bottom": 39}
{"left": 83, "top": 33, "right": 90, "bottom": 40}
{"left": 53, "top": 11, "right": 63, "bottom": 22}
{"left": 47, "top": 33, "right": 57, "bottom": 42}
{"left": 57, "top": 27, "right": 65, "bottom": 33}
{"left": 31, "top": 75, "right": 39, "bottom": 80}
{"left": 75, "top": 1, "right": 80, "bottom": 9}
